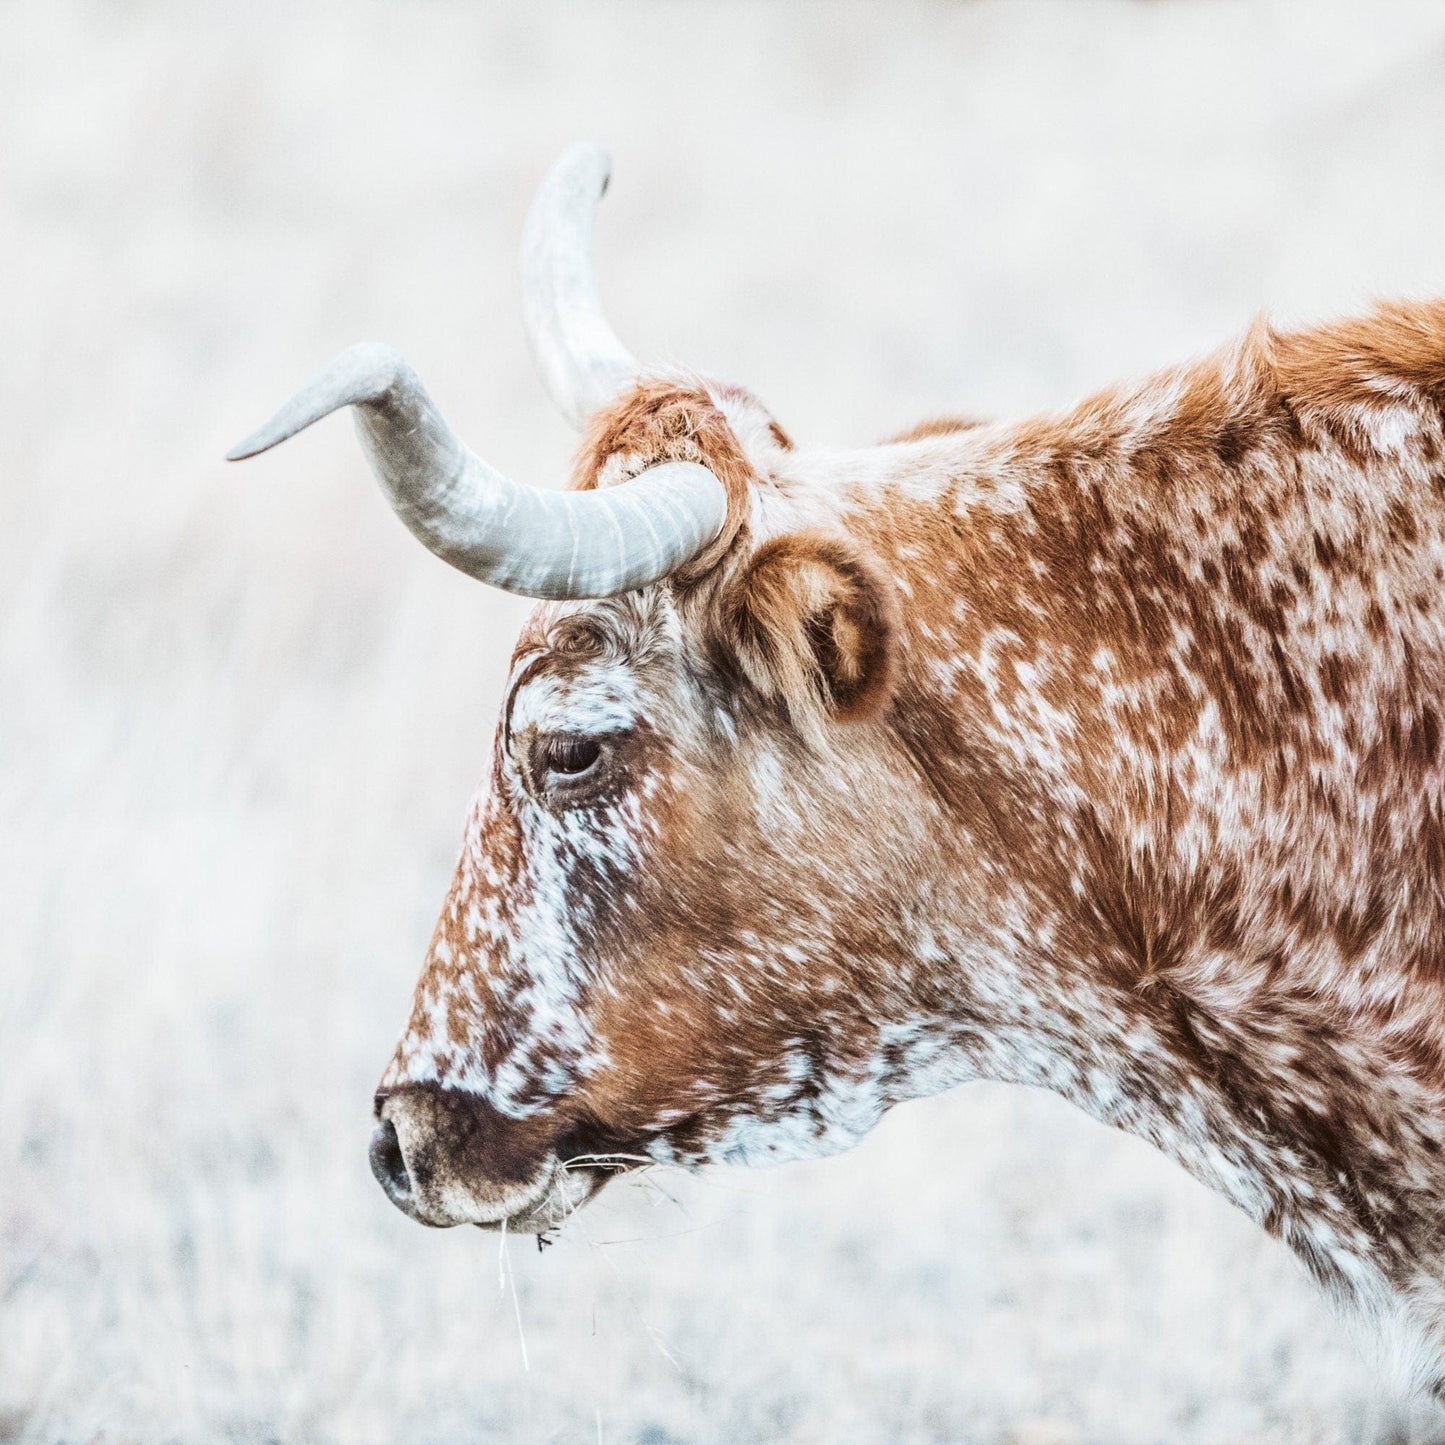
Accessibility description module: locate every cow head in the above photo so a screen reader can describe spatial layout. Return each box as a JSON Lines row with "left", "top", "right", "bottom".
{"left": 230, "top": 147, "right": 970, "bottom": 1232}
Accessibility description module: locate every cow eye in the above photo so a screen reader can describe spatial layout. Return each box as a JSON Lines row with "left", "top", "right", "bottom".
{"left": 534, "top": 732, "right": 603, "bottom": 780}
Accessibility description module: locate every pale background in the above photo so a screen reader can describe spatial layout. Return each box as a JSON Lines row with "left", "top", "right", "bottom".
{"left": 7, "top": 2, "right": 1445, "bottom": 1441}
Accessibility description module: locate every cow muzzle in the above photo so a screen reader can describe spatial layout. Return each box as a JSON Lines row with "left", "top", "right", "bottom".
{"left": 370, "top": 1085, "right": 595, "bottom": 1232}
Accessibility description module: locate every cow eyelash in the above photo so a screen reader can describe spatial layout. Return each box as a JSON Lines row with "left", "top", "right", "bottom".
{"left": 534, "top": 732, "right": 604, "bottom": 780}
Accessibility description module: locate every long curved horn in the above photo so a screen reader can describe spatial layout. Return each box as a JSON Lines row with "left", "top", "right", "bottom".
{"left": 522, "top": 144, "right": 639, "bottom": 427}
{"left": 226, "top": 342, "right": 726, "bottom": 600}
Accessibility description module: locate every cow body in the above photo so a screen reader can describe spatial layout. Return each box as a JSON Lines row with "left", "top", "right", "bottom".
{"left": 232, "top": 149, "right": 1445, "bottom": 1392}
{"left": 365, "top": 304, "right": 1445, "bottom": 1387}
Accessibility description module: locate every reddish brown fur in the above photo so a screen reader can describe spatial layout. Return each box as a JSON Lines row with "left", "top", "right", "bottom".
{"left": 887, "top": 414, "right": 988, "bottom": 442}
{"left": 572, "top": 376, "right": 759, "bottom": 581}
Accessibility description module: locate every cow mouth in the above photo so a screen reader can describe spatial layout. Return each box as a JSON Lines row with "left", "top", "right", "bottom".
{"left": 469, "top": 1156, "right": 607, "bottom": 1234}
{"left": 474, "top": 1145, "right": 652, "bottom": 1235}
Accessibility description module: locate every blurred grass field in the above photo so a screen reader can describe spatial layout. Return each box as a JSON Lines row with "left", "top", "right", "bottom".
{"left": 8, "top": 2, "right": 1445, "bottom": 1440}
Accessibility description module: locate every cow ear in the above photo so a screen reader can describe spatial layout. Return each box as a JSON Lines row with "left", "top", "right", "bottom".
{"left": 718, "top": 532, "right": 896, "bottom": 736}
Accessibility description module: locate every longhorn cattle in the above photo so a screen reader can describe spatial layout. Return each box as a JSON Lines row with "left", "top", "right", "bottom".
{"left": 232, "top": 146, "right": 1445, "bottom": 1392}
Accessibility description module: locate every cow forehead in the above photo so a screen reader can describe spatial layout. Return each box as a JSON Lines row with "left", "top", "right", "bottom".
{"left": 502, "top": 591, "right": 703, "bottom": 741}
{"left": 506, "top": 657, "right": 644, "bottom": 737}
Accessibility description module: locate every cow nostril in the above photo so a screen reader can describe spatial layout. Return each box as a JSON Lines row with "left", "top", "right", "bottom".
{"left": 369, "top": 1116, "right": 416, "bottom": 1213}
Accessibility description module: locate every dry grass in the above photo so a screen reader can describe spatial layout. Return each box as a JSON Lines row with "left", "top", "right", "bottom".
{"left": 8, "top": 2, "right": 1445, "bottom": 1440}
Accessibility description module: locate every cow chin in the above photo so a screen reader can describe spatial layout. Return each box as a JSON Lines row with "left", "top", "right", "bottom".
{"left": 467, "top": 1158, "right": 611, "bottom": 1234}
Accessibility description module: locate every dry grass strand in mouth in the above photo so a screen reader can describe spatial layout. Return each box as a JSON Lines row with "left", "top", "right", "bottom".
{"left": 541, "top": 1164, "right": 687, "bottom": 1373}
{"left": 561, "top": 1153, "right": 654, "bottom": 1170}
{"left": 498, "top": 1219, "right": 531, "bottom": 1373}
{"left": 560, "top": 1156, "right": 694, "bottom": 1216}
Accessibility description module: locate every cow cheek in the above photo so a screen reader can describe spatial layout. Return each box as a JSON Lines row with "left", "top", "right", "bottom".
{"left": 573, "top": 989, "right": 713, "bottom": 1131}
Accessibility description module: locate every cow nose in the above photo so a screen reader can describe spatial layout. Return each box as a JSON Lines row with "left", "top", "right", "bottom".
{"left": 368, "top": 1083, "right": 563, "bottom": 1228}
{"left": 368, "top": 1113, "right": 418, "bottom": 1217}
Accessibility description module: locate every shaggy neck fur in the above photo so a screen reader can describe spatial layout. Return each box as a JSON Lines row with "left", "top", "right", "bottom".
{"left": 797, "top": 308, "right": 1445, "bottom": 1389}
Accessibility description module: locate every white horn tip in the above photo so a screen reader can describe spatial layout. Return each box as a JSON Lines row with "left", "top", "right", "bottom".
{"left": 522, "top": 144, "right": 637, "bottom": 428}
{"left": 225, "top": 342, "right": 409, "bottom": 462}
{"left": 225, "top": 433, "right": 272, "bottom": 463}
{"left": 556, "top": 141, "right": 612, "bottom": 196}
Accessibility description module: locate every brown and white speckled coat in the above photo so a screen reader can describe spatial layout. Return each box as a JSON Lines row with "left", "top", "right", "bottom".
{"left": 355, "top": 300, "right": 1445, "bottom": 1393}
